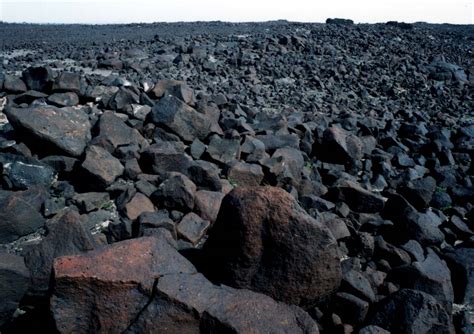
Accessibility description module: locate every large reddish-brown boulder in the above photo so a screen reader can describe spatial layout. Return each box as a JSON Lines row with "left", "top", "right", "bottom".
{"left": 202, "top": 186, "right": 342, "bottom": 308}
{"left": 51, "top": 231, "right": 319, "bottom": 333}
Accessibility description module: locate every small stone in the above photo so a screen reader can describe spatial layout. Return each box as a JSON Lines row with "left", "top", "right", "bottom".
{"left": 194, "top": 190, "right": 225, "bottom": 223}
{"left": 52, "top": 72, "right": 81, "bottom": 94}
{"left": 176, "top": 212, "right": 210, "bottom": 245}
{"left": 0, "top": 253, "right": 30, "bottom": 327}
{"left": 47, "top": 92, "right": 79, "bottom": 107}
{"left": 82, "top": 145, "right": 124, "bottom": 188}
{"left": 3, "top": 75, "right": 27, "bottom": 93}
{"left": 123, "top": 192, "right": 155, "bottom": 221}
{"left": 151, "top": 173, "right": 196, "bottom": 212}
{"left": 225, "top": 160, "right": 264, "bottom": 187}
{"left": 72, "top": 192, "right": 110, "bottom": 213}
{"left": 207, "top": 135, "right": 240, "bottom": 164}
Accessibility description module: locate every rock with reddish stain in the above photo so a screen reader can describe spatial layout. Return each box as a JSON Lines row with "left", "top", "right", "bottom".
{"left": 202, "top": 186, "right": 342, "bottom": 308}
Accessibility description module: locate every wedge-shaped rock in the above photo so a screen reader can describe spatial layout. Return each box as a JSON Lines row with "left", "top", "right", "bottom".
{"left": 368, "top": 289, "right": 454, "bottom": 334}
{"left": 51, "top": 232, "right": 318, "bottom": 334}
{"left": 0, "top": 186, "right": 47, "bottom": 243}
{"left": 148, "top": 95, "right": 211, "bottom": 142}
{"left": 4, "top": 106, "right": 91, "bottom": 157}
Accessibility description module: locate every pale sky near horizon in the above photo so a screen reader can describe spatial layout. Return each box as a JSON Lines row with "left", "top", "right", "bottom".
{"left": 0, "top": 0, "right": 472, "bottom": 25}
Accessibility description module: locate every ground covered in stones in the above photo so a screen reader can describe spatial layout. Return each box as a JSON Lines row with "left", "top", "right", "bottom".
{"left": 0, "top": 20, "right": 473, "bottom": 334}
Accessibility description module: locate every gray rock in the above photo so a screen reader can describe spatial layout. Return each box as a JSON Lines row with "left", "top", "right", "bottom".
{"left": 52, "top": 72, "right": 81, "bottom": 94}
{"left": 0, "top": 252, "right": 30, "bottom": 327}
{"left": 207, "top": 135, "right": 240, "bottom": 164}
{"left": 0, "top": 186, "right": 47, "bottom": 243}
{"left": 368, "top": 289, "right": 454, "bottom": 334}
{"left": 176, "top": 212, "right": 210, "bottom": 245}
{"left": 151, "top": 172, "right": 196, "bottom": 212}
{"left": 225, "top": 160, "right": 264, "bottom": 187}
{"left": 82, "top": 145, "right": 124, "bottom": 188}
{"left": 4, "top": 106, "right": 91, "bottom": 157}
{"left": 148, "top": 95, "right": 211, "bottom": 142}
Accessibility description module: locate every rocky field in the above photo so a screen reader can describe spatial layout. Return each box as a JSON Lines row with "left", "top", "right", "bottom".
{"left": 0, "top": 20, "right": 473, "bottom": 333}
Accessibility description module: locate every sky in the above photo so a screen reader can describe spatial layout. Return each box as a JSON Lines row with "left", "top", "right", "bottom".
{"left": 0, "top": 0, "right": 472, "bottom": 24}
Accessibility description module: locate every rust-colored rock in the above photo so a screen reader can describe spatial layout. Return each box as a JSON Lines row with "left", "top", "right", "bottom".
{"left": 202, "top": 186, "right": 342, "bottom": 308}
{"left": 51, "top": 232, "right": 319, "bottom": 334}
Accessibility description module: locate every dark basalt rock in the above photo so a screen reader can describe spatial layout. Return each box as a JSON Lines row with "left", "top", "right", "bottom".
{"left": 0, "top": 252, "right": 30, "bottom": 327}
{"left": 81, "top": 145, "right": 124, "bottom": 188}
{"left": 202, "top": 186, "right": 341, "bottom": 308}
{"left": 51, "top": 234, "right": 318, "bottom": 334}
{"left": 148, "top": 95, "right": 211, "bottom": 142}
{"left": 22, "top": 66, "right": 54, "bottom": 92}
{"left": 388, "top": 249, "right": 454, "bottom": 312}
{"left": 331, "top": 179, "right": 385, "bottom": 213}
{"left": 139, "top": 141, "right": 192, "bottom": 176}
{"left": 1, "top": 21, "right": 472, "bottom": 334}
{"left": 0, "top": 186, "right": 47, "bottom": 243}
{"left": 151, "top": 172, "right": 196, "bottom": 212}
{"left": 4, "top": 106, "right": 91, "bottom": 157}
{"left": 3, "top": 75, "right": 27, "bottom": 94}
{"left": 368, "top": 289, "right": 455, "bottom": 334}
{"left": 24, "top": 209, "right": 97, "bottom": 293}
{"left": 52, "top": 72, "right": 81, "bottom": 94}
{"left": 0, "top": 153, "right": 56, "bottom": 190}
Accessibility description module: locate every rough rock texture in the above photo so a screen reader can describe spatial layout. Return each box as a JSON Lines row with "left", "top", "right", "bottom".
{"left": 81, "top": 145, "right": 124, "bottom": 188}
{"left": 148, "top": 95, "right": 211, "bottom": 142}
{"left": 51, "top": 234, "right": 318, "bottom": 334}
{"left": 0, "top": 252, "right": 30, "bottom": 327}
{"left": 0, "top": 21, "right": 472, "bottom": 334}
{"left": 24, "top": 209, "right": 97, "bottom": 292}
{"left": 0, "top": 186, "right": 47, "bottom": 243}
{"left": 202, "top": 186, "right": 341, "bottom": 307}
{"left": 4, "top": 106, "right": 91, "bottom": 157}
{"left": 368, "top": 289, "right": 455, "bottom": 334}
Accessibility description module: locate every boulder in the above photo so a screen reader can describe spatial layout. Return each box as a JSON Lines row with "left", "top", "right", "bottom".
{"left": 22, "top": 66, "right": 54, "bottom": 92}
{"left": 176, "top": 212, "right": 210, "bottom": 245}
{"left": 4, "top": 106, "right": 91, "bottom": 157}
{"left": 51, "top": 234, "right": 318, "bottom": 334}
{"left": 24, "top": 209, "right": 97, "bottom": 292}
{"left": 0, "top": 153, "right": 56, "bottom": 190}
{"left": 202, "top": 186, "right": 341, "bottom": 307}
{"left": 207, "top": 135, "right": 241, "bottom": 164}
{"left": 81, "top": 145, "right": 124, "bottom": 188}
{"left": 225, "top": 160, "right": 264, "bottom": 187}
{"left": 47, "top": 92, "right": 79, "bottom": 107}
{"left": 151, "top": 172, "right": 196, "bottom": 212}
{"left": 445, "top": 248, "right": 474, "bottom": 306}
{"left": 332, "top": 180, "right": 385, "bottom": 213}
{"left": 122, "top": 192, "right": 155, "bottom": 221}
{"left": 0, "top": 186, "right": 47, "bottom": 243}
{"left": 388, "top": 249, "right": 454, "bottom": 311}
{"left": 91, "top": 111, "right": 146, "bottom": 153}
{"left": 382, "top": 194, "right": 445, "bottom": 245}
{"left": 194, "top": 190, "right": 225, "bottom": 223}
{"left": 3, "top": 75, "right": 27, "bottom": 93}
{"left": 0, "top": 253, "right": 30, "bottom": 327}
{"left": 368, "top": 289, "right": 454, "bottom": 334}
{"left": 52, "top": 72, "right": 81, "bottom": 94}
{"left": 398, "top": 176, "right": 437, "bottom": 210}
{"left": 321, "top": 127, "right": 363, "bottom": 164}
{"left": 148, "top": 95, "right": 211, "bottom": 142}
{"left": 139, "top": 141, "right": 192, "bottom": 176}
